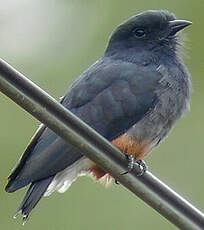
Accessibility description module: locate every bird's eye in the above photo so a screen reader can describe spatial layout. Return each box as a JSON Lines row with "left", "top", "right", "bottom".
{"left": 133, "top": 28, "right": 146, "bottom": 38}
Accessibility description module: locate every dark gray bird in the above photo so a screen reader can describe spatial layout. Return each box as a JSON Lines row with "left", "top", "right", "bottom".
{"left": 5, "top": 10, "right": 192, "bottom": 223}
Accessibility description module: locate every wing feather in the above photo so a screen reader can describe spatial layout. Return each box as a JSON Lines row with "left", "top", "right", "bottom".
{"left": 6, "top": 58, "right": 161, "bottom": 192}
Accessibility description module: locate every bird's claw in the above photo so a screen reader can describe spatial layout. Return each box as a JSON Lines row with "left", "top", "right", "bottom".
{"left": 136, "top": 159, "right": 147, "bottom": 176}
{"left": 121, "top": 155, "right": 147, "bottom": 176}
{"left": 121, "top": 155, "right": 134, "bottom": 175}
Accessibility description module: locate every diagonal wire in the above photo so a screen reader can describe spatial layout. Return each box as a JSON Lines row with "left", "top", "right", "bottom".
{"left": 0, "top": 58, "right": 203, "bottom": 230}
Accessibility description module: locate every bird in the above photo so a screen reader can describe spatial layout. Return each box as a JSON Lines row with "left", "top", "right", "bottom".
{"left": 5, "top": 9, "right": 192, "bottom": 223}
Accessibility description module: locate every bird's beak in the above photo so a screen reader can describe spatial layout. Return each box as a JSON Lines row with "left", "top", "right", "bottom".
{"left": 169, "top": 19, "right": 192, "bottom": 36}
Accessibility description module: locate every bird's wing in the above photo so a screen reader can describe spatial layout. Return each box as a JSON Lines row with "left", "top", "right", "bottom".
{"left": 6, "top": 58, "right": 161, "bottom": 192}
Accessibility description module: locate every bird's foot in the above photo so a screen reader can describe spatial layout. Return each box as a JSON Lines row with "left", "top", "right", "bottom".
{"left": 121, "top": 155, "right": 136, "bottom": 175}
{"left": 136, "top": 159, "right": 147, "bottom": 176}
{"left": 121, "top": 155, "right": 147, "bottom": 176}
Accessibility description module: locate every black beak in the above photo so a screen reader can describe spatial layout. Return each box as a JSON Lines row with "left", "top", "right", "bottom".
{"left": 169, "top": 19, "right": 192, "bottom": 36}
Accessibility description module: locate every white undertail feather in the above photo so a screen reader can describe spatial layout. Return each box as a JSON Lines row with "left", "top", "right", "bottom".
{"left": 96, "top": 173, "right": 113, "bottom": 187}
{"left": 44, "top": 157, "right": 94, "bottom": 196}
{"left": 44, "top": 157, "right": 113, "bottom": 197}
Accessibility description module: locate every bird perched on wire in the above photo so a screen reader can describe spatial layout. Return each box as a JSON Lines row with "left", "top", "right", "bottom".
{"left": 5, "top": 9, "right": 192, "bottom": 223}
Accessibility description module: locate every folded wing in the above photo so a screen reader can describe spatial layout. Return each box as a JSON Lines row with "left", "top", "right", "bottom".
{"left": 6, "top": 58, "right": 161, "bottom": 193}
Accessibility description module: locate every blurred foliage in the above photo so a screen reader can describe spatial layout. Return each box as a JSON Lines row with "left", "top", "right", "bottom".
{"left": 0, "top": 0, "right": 203, "bottom": 229}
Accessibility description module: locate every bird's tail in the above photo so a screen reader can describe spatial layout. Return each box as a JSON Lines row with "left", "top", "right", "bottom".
{"left": 14, "top": 176, "right": 54, "bottom": 225}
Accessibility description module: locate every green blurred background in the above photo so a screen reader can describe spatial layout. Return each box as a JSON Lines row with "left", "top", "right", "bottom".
{"left": 0, "top": 0, "right": 203, "bottom": 229}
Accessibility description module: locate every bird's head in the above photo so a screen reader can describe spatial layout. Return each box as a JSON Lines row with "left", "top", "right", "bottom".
{"left": 105, "top": 10, "right": 192, "bottom": 58}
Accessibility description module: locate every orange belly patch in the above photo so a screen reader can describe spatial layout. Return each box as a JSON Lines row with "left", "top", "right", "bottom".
{"left": 111, "top": 133, "right": 152, "bottom": 160}
{"left": 88, "top": 164, "right": 112, "bottom": 185}
{"left": 88, "top": 133, "right": 152, "bottom": 181}
{"left": 89, "top": 164, "right": 107, "bottom": 179}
